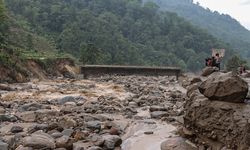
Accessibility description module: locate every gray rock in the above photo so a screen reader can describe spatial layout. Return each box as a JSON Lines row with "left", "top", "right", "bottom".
{"left": 0, "top": 140, "right": 8, "bottom": 150}
{"left": 73, "top": 131, "right": 88, "bottom": 141}
{"left": 242, "top": 71, "right": 250, "bottom": 78}
{"left": 149, "top": 106, "right": 167, "bottom": 112}
{"left": 62, "top": 129, "right": 74, "bottom": 137}
{"left": 58, "top": 117, "right": 77, "bottom": 129}
{"left": 150, "top": 111, "right": 168, "bottom": 119}
{"left": 95, "top": 114, "right": 114, "bottom": 122}
{"left": 55, "top": 135, "right": 70, "bottom": 148}
{"left": 186, "top": 83, "right": 200, "bottom": 98}
{"left": 51, "top": 96, "right": 85, "bottom": 105}
{"left": 0, "top": 114, "right": 17, "bottom": 122}
{"left": 64, "top": 102, "right": 77, "bottom": 106}
{"left": 1, "top": 135, "right": 15, "bottom": 149}
{"left": 60, "top": 105, "right": 76, "bottom": 114}
{"left": 77, "top": 101, "right": 85, "bottom": 106}
{"left": 0, "top": 84, "right": 15, "bottom": 91}
{"left": 35, "top": 109, "right": 59, "bottom": 120}
{"left": 87, "top": 146, "right": 102, "bottom": 150}
{"left": 81, "top": 114, "right": 100, "bottom": 122}
{"left": 48, "top": 122, "right": 59, "bottom": 130}
{"left": 201, "top": 67, "right": 218, "bottom": 77}
{"left": 0, "top": 106, "right": 5, "bottom": 114}
{"left": 17, "top": 111, "right": 36, "bottom": 122}
{"left": 73, "top": 142, "right": 89, "bottom": 150}
{"left": 51, "top": 132, "right": 63, "bottom": 139}
{"left": 103, "top": 135, "right": 122, "bottom": 149}
{"left": 189, "top": 77, "right": 202, "bottom": 85}
{"left": 128, "top": 102, "right": 137, "bottom": 108}
{"left": 161, "top": 137, "right": 197, "bottom": 150}
{"left": 91, "top": 135, "right": 104, "bottom": 146}
{"left": 86, "top": 121, "right": 101, "bottom": 131}
{"left": 18, "top": 103, "right": 48, "bottom": 112}
{"left": 15, "top": 145, "right": 33, "bottom": 150}
{"left": 23, "top": 131, "right": 55, "bottom": 149}
{"left": 10, "top": 126, "right": 24, "bottom": 133}
{"left": 0, "top": 102, "right": 11, "bottom": 108}
{"left": 199, "top": 72, "right": 248, "bottom": 103}
{"left": 27, "top": 124, "right": 48, "bottom": 134}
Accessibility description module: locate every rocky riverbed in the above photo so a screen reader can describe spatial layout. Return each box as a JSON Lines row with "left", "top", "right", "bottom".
{"left": 0, "top": 75, "right": 197, "bottom": 150}
{"left": 2, "top": 71, "right": 249, "bottom": 150}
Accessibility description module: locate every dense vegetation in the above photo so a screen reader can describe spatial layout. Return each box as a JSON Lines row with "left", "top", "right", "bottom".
{"left": 0, "top": 0, "right": 7, "bottom": 48}
{"left": 3, "top": 0, "right": 235, "bottom": 71}
{"left": 144, "top": 0, "right": 250, "bottom": 58}
{"left": 226, "top": 55, "right": 247, "bottom": 71}
{"left": 0, "top": 0, "right": 13, "bottom": 67}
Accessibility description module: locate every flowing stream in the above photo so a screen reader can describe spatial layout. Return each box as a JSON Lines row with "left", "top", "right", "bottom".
{"left": 121, "top": 120, "right": 177, "bottom": 150}
{"left": 121, "top": 107, "right": 178, "bottom": 150}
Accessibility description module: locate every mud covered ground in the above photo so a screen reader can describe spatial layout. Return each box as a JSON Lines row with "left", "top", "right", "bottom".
{"left": 0, "top": 75, "right": 198, "bottom": 150}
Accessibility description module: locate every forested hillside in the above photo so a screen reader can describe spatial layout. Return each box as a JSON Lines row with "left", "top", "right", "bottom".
{"left": 4, "top": 0, "right": 234, "bottom": 71}
{"left": 0, "top": 0, "right": 7, "bottom": 48}
{"left": 144, "top": 0, "right": 250, "bottom": 57}
{"left": 0, "top": 0, "right": 13, "bottom": 67}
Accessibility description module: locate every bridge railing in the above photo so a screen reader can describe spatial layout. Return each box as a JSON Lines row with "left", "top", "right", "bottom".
{"left": 81, "top": 65, "right": 181, "bottom": 79}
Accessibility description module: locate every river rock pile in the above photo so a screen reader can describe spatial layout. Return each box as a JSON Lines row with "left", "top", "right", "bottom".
{"left": 0, "top": 96, "right": 124, "bottom": 150}
{"left": 93, "top": 75, "right": 186, "bottom": 120}
{"left": 183, "top": 72, "right": 250, "bottom": 149}
{"left": 0, "top": 75, "right": 187, "bottom": 150}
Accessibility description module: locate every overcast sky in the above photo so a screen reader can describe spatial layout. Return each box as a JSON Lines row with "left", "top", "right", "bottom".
{"left": 193, "top": 0, "right": 250, "bottom": 30}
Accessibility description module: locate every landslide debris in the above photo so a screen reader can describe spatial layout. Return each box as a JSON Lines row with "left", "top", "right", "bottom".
{"left": 0, "top": 75, "right": 188, "bottom": 150}
{"left": 183, "top": 72, "right": 250, "bottom": 149}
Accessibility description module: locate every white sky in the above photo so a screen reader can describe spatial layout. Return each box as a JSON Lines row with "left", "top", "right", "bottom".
{"left": 193, "top": 0, "right": 250, "bottom": 30}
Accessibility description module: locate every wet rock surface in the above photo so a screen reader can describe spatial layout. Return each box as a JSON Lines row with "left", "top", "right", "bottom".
{"left": 0, "top": 75, "right": 188, "bottom": 150}
{"left": 161, "top": 137, "right": 197, "bottom": 150}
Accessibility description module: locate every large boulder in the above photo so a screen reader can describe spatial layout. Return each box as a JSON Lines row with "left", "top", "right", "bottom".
{"left": 61, "top": 65, "right": 77, "bottom": 79}
{"left": 23, "top": 131, "right": 56, "bottom": 149}
{"left": 102, "top": 135, "right": 122, "bottom": 149}
{"left": 199, "top": 72, "right": 248, "bottom": 103}
{"left": 0, "top": 141, "right": 8, "bottom": 150}
{"left": 0, "top": 84, "right": 15, "bottom": 91}
{"left": 201, "top": 67, "right": 218, "bottom": 77}
{"left": 242, "top": 70, "right": 250, "bottom": 78}
{"left": 184, "top": 83, "right": 250, "bottom": 149}
{"left": 161, "top": 137, "right": 197, "bottom": 150}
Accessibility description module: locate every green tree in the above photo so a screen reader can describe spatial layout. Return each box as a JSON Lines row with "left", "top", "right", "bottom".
{"left": 0, "top": 0, "right": 7, "bottom": 48}
{"left": 4, "top": 0, "right": 236, "bottom": 71}
{"left": 26, "top": 34, "right": 33, "bottom": 51}
{"left": 226, "top": 55, "right": 247, "bottom": 71}
{"left": 80, "top": 43, "right": 103, "bottom": 65}
{"left": 0, "top": 0, "right": 4, "bottom": 21}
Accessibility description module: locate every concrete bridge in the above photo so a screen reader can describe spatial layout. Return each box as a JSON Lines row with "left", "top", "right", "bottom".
{"left": 81, "top": 65, "right": 181, "bottom": 79}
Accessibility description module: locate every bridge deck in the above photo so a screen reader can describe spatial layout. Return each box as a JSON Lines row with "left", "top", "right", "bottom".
{"left": 81, "top": 65, "right": 181, "bottom": 79}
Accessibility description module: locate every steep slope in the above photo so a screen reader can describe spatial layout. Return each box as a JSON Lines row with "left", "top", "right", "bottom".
{"left": 144, "top": 0, "right": 250, "bottom": 57}
{"left": 5, "top": 0, "right": 234, "bottom": 71}
{"left": 0, "top": 0, "right": 76, "bottom": 82}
